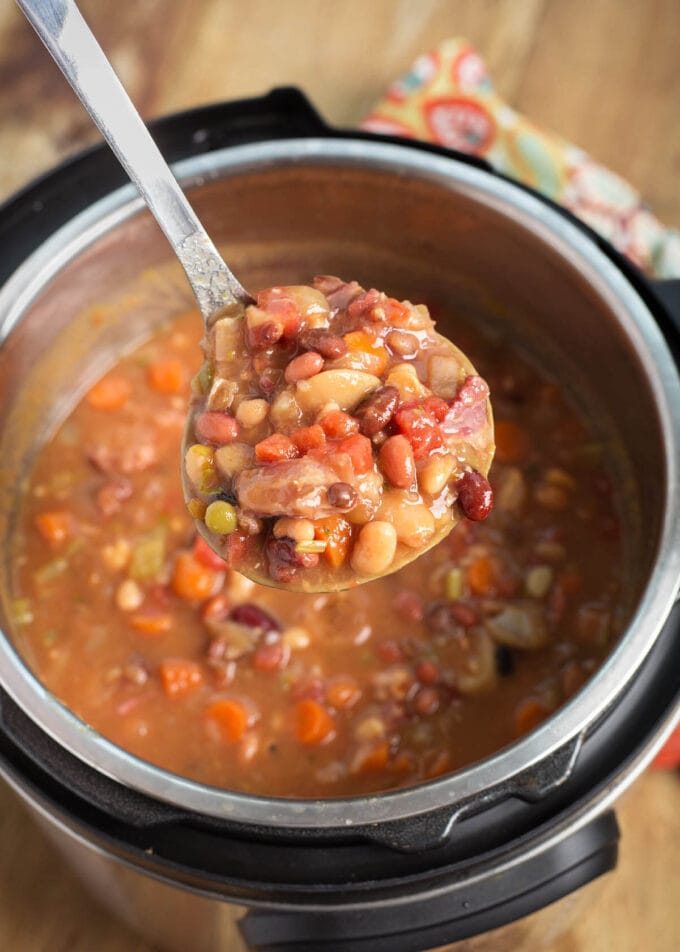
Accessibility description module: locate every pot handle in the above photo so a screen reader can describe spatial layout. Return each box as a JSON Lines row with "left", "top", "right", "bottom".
{"left": 239, "top": 811, "right": 619, "bottom": 952}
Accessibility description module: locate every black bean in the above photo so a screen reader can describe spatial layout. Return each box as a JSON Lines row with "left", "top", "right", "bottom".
{"left": 327, "top": 482, "right": 358, "bottom": 510}
{"left": 355, "top": 386, "right": 400, "bottom": 436}
{"left": 495, "top": 645, "right": 515, "bottom": 677}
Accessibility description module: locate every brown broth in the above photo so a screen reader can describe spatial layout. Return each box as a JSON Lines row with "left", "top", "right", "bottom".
{"left": 11, "top": 308, "right": 623, "bottom": 797}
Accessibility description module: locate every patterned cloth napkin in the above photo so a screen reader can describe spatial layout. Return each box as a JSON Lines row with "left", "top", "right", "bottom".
{"left": 361, "top": 39, "right": 680, "bottom": 278}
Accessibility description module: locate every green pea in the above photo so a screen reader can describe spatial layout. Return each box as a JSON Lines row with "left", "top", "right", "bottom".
{"left": 204, "top": 500, "right": 238, "bottom": 535}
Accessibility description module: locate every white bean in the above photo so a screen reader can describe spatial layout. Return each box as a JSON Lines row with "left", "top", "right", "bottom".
{"left": 350, "top": 521, "right": 397, "bottom": 576}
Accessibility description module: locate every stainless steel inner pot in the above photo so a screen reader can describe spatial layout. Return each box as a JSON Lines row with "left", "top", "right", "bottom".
{"left": 0, "top": 138, "right": 679, "bottom": 831}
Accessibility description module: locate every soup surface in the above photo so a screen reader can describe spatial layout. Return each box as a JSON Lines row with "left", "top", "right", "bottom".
{"left": 12, "top": 303, "right": 623, "bottom": 797}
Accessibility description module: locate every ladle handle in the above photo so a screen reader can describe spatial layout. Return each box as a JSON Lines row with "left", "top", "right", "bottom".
{"left": 16, "top": 0, "right": 251, "bottom": 317}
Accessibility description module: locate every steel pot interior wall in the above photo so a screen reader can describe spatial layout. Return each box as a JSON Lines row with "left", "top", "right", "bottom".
{"left": 0, "top": 145, "right": 673, "bottom": 825}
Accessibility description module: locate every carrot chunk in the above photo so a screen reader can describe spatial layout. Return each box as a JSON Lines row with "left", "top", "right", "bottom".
{"left": 514, "top": 698, "right": 549, "bottom": 737}
{"left": 315, "top": 515, "right": 352, "bottom": 568}
{"left": 291, "top": 425, "right": 326, "bottom": 453}
{"left": 86, "top": 374, "right": 132, "bottom": 411}
{"left": 319, "top": 410, "right": 359, "bottom": 439}
{"left": 205, "top": 698, "right": 250, "bottom": 742}
{"left": 466, "top": 557, "right": 497, "bottom": 596}
{"left": 326, "top": 677, "right": 361, "bottom": 709}
{"left": 130, "top": 613, "right": 172, "bottom": 636}
{"left": 494, "top": 420, "right": 530, "bottom": 464}
{"left": 343, "top": 330, "right": 388, "bottom": 376}
{"left": 294, "top": 699, "right": 335, "bottom": 745}
{"left": 351, "top": 740, "right": 390, "bottom": 774}
{"left": 147, "top": 358, "right": 184, "bottom": 394}
{"left": 172, "top": 552, "right": 221, "bottom": 601}
{"left": 34, "top": 510, "right": 73, "bottom": 546}
{"left": 159, "top": 659, "right": 204, "bottom": 698}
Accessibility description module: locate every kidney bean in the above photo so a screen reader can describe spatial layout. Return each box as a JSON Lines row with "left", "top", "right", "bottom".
{"left": 327, "top": 482, "right": 358, "bottom": 510}
{"left": 376, "top": 639, "right": 403, "bottom": 663}
{"left": 230, "top": 603, "right": 280, "bottom": 633}
{"left": 416, "top": 659, "right": 440, "bottom": 685}
{"left": 379, "top": 435, "right": 416, "bottom": 489}
{"left": 266, "top": 537, "right": 320, "bottom": 583}
{"left": 447, "top": 602, "right": 479, "bottom": 627}
{"left": 394, "top": 589, "right": 424, "bottom": 623}
{"left": 299, "top": 328, "right": 348, "bottom": 359}
{"left": 413, "top": 686, "right": 440, "bottom": 716}
{"left": 284, "top": 351, "right": 324, "bottom": 383}
{"left": 457, "top": 470, "right": 494, "bottom": 521}
{"left": 355, "top": 386, "right": 400, "bottom": 436}
{"left": 195, "top": 411, "right": 239, "bottom": 445}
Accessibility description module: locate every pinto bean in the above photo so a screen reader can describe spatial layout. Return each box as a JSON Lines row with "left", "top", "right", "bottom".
{"left": 386, "top": 330, "right": 419, "bottom": 357}
{"left": 379, "top": 435, "right": 416, "bottom": 489}
{"left": 355, "top": 385, "right": 400, "bottom": 436}
{"left": 285, "top": 351, "right": 324, "bottom": 383}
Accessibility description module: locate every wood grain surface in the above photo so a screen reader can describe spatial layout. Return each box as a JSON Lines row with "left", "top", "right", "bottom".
{"left": 0, "top": 1, "right": 678, "bottom": 950}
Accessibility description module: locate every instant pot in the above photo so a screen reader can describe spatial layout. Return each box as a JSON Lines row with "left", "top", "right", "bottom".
{"left": 0, "top": 89, "right": 679, "bottom": 952}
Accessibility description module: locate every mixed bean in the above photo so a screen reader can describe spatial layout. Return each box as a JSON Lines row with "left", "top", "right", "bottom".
{"left": 183, "top": 278, "right": 495, "bottom": 589}
{"left": 12, "top": 303, "right": 624, "bottom": 798}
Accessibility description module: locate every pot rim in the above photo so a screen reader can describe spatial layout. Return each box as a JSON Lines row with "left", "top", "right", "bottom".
{"left": 1, "top": 136, "right": 679, "bottom": 829}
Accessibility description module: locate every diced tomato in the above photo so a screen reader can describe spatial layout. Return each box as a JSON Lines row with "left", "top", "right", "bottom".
{"left": 314, "top": 515, "right": 353, "bottom": 568}
{"left": 147, "top": 359, "right": 184, "bottom": 394}
{"left": 394, "top": 403, "right": 444, "bottom": 460}
{"left": 221, "top": 530, "right": 250, "bottom": 569}
{"left": 255, "top": 433, "right": 299, "bottom": 462}
{"left": 423, "top": 396, "right": 449, "bottom": 423}
{"left": 205, "top": 698, "right": 250, "bottom": 743}
{"left": 192, "top": 534, "right": 229, "bottom": 571}
{"left": 653, "top": 726, "right": 680, "bottom": 770}
{"left": 256, "top": 288, "right": 302, "bottom": 338}
{"left": 159, "top": 659, "right": 204, "bottom": 698}
{"left": 319, "top": 410, "right": 359, "bottom": 439}
{"left": 34, "top": 510, "right": 73, "bottom": 546}
{"left": 294, "top": 699, "right": 335, "bottom": 745}
{"left": 291, "top": 425, "right": 326, "bottom": 453}
{"left": 335, "top": 434, "right": 373, "bottom": 473}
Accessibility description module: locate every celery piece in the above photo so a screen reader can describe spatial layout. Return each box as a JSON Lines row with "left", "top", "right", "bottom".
{"left": 445, "top": 568, "right": 463, "bottom": 601}
{"left": 129, "top": 526, "right": 167, "bottom": 581}
{"left": 34, "top": 558, "right": 68, "bottom": 585}
{"left": 12, "top": 598, "right": 34, "bottom": 625}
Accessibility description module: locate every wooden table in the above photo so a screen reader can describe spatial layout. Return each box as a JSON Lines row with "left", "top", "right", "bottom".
{"left": 0, "top": 1, "right": 678, "bottom": 949}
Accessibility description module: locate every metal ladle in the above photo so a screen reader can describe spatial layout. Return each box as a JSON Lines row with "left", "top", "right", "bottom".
{"left": 18, "top": 0, "right": 495, "bottom": 593}
{"left": 18, "top": 0, "right": 252, "bottom": 318}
